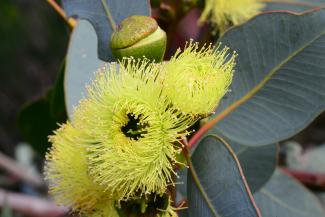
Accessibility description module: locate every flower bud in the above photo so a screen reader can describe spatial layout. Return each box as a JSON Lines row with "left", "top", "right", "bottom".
{"left": 111, "top": 16, "right": 167, "bottom": 62}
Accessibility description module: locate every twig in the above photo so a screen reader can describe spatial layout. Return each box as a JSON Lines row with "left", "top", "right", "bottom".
{"left": 175, "top": 199, "right": 187, "bottom": 209}
{"left": 0, "top": 189, "right": 68, "bottom": 217}
{"left": 281, "top": 167, "right": 325, "bottom": 190}
{"left": 0, "top": 152, "right": 44, "bottom": 188}
{"left": 100, "top": 0, "right": 117, "bottom": 30}
{"left": 46, "top": 0, "right": 76, "bottom": 27}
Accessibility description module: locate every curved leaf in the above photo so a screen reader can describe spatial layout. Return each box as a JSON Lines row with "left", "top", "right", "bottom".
{"left": 230, "top": 142, "right": 278, "bottom": 192}
{"left": 264, "top": 2, "right": 315, "bottom": 12}
{"left": 254, "top": 169, "right": 325, "bottom": 217}
{"left": 64, "top": 20, "right": 105, "bottom": 118}
{"left": 209, "top": 9, "right": 325, "bottom": 146}
{"left": 176, "top": 142, "right": 277, "bottom": 204}
{"left": 62, "top": 0, "right": 150, "bottom": 61}
{"left": 187, "top": 135, "right": 261, "bottom": 217}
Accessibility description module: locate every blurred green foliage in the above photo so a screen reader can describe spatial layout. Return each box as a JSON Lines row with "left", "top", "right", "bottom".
{"left": 18, "top": 62, "right": 67, "bottom": 155}
{"left": 0, "top": 0, "right": 68, "bottom": 155}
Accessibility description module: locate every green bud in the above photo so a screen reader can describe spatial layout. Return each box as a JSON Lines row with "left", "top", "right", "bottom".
{"left": 111, "top": 16, "right": 167, "bottom": 62}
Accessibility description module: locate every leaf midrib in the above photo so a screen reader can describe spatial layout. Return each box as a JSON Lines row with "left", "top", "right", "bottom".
{"left": 212, "top": 23, "right": 325, "bottom": 126}
{"left": 188, "top": 159, "right": 220, "bottom": 217}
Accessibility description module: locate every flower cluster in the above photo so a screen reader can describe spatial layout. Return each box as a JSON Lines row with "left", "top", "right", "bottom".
{"left": 44, "top": 41, "right": 236, "bottom": 216}
{"left": 199, "top": 0, "right": 264, "bottom": 33}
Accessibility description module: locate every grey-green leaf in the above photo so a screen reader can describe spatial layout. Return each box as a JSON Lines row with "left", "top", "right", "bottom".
{"left": 286, "top": 0, "right": 325, "bottom": 6}
{"left": 62, "top": 0, "right": 150, "bottom": 61}
{"left": 65, "top": 20, "right": 105, "bottom": 118}
{"left": 264, "top": 0, "right": 325, "bottom": 12}
{"left": 254, "top": 169, "right": 325, "bottom": 217}
{"left": 264, "top": 2, "right": 314, "bottom": 12}
{"left": 176, "top": 142, "right": 277, "bottom": 201}
{"left": 211, "top": 9, "right": 325, "bottom": 146}
{"left": 231, "top": 142, "right": 278, "bottom": 192}
{"left": 187, "top": 135, "right": 261, "bottom": 217}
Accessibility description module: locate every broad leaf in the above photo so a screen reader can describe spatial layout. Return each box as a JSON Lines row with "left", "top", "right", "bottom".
{"left": 230, "top": 142, "right": 278, "bottom": 192}
{"left": 263, "top": 0, "right": 325, "bottom": 12}
{"left": 254, "top": 169, "right": 325, "bottom": 217}
{"left": 64, "top": 20, "right": 105, "bottom": 118}
{"left": 187, "top": 135, "right": 261, "bottom": 217}
{"left": 178, "top": 210, "right": 189, "bottom": 217}
{"left": 285, "top": 0, "right": 325, "bottom": 6}
{"left": 209, "top": 10, "right": 325, "bottom": 146}
{"left": 264, "top": 2, "right": 314, "bottom": 12}
{"left": 177, "top": 142, "right": 277, "bottom": 199}
{"left": 62, "top": 0, "right": 150, "bottom": 61}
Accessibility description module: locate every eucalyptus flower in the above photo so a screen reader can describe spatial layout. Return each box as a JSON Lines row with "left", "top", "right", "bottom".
{"left": 44, "top": 123, "right": 119, "bottom": 217}
{"left": 199, "top": 0, "right": 264, "bottom": 33}
{"left": 161, "top": 41, "right": 236, "bottom": 116}
{"left": 73, "top": 59, "right": 195, "bottom": 201}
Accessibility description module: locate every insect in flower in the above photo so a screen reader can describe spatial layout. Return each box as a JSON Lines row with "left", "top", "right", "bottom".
{"left": 44, "top": 123, "right": 119, "bottom": 216}
{"left": 199, "top": 0, "right": 264, "bottom": 33}
{"left": 160, "top": 40, "right": 236, "bottom": 117}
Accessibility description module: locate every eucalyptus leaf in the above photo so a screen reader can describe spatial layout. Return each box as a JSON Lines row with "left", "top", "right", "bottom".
{"left": 254, "top": 169, "right": 325, "bottom": 217}
{"left": 264, "top": 2, "right": 314, "bottom": 12}
{"left": 263, "top": 0, "right": 325, "bottom": 12}
{"left": 177, "top": 142, "right": 277, "bottom": 199}
{"left": 230, "top": 142, "right": 278, "bottom": 192}
{"left": 210, "top": 9, "right": 325, "bottom": 146}
{"left": 187, "top": 135, "right": 261, "bottom": 217}
{"left": 64, "top": 20, "right": 105, "bottom": 118}
{"left": 62, "top": 0, "right": 150, "bottom": 61}
{"left": 178, "top": 209, "right": 189, "bottom": 217}
{"left": 287, "top": 0, "right": 325, "bottom": 6}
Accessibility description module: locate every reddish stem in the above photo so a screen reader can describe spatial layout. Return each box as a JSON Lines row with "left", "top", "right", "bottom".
{"left": 188, "top": 120, "right": 216, "bottom": 148}
{"left": 175, "top": 199, "right": 188, "bottom": 209}
{"left": 0, "top": 189, "right": 68, "bottom": 217}
{"left": 46, "top": 0, "right": 76, "bottom": 27}
{"left": 281, "top": 167, "right": 325, "bottom": 189}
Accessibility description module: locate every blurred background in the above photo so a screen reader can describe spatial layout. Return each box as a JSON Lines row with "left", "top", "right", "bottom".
{"left": 1, "top": 0, "right": 325, "bottom": 216}
{"left": 0, "top": 0, "right": 68, "bottom": 155}
{"left": 0, "top": 1, "right": 69, "bottom": 216}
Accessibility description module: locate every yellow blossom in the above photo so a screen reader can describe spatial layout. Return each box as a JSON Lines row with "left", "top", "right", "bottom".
{"left": 161, "top": 41, "right": 236, "bottom": 116}
{"left": 44, "top": 123, "right": 119, "bottom": 217}
{"left": 199, "top": 0, "right": 264, "bottom": 33}
{"left": 73, "top": 59, "right": 195, "bottom": 201}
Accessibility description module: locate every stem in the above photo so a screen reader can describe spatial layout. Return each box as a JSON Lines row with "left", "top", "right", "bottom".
{"left": 0, "top": 189, "right": 68, "bottom": 217}
{"left": 281, "top": 167, "right": 325, "bottom": 190}
{"left": 175, "top": 199, "right": 187, "bottom": 210}
{"left": 100, "top": 0, "right": 117, "bottom": 30}
{"left": 46, "top": 0, "right": 76, "bottom": 27}
{"left": 0, "top": 152, "right": 43, "bottom": 188}
{"left": 187, "top": 118, "right": 217, "bottom": 149}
